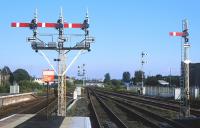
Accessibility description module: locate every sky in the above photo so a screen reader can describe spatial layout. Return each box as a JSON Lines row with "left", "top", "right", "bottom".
{"left": 0, "top": 0, "right": 200, "bottom": 79}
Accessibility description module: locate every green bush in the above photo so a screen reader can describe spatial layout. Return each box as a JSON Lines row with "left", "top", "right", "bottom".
{"left": 18, "top": 80, "right": 43, "bottom": 93}
{"left": 0, "top": 85, "right": 9, "bottom": 93}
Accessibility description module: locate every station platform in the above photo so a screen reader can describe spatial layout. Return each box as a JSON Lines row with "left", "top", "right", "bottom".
{"left": 0, "top": 114, "right": 92, "bottom": 128}
{"left": 0, "top": 92, "right": 36, "bottom": 106}
{"left": 60, "top": 117, "right": 91, "bottom": 128}
{"left": 0, "top": 114, "right": 36, "bottom": 128}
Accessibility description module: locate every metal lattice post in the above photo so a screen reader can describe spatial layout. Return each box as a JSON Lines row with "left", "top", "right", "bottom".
{"left": 57, "top": 9, "right": 67, "bottom": 116}
{"left": 57, "top": 51, "right": 67, "bottom": 116}
{"left": 169, "top": 19, "right": 190, "bottom": 118}
{"left": 180, "top": 19, "right": 190, "bottom": 117}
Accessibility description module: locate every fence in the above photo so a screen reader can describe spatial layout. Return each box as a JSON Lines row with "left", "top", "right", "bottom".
{"left": 129, "top": 86, "right": 199, "bottom": 99}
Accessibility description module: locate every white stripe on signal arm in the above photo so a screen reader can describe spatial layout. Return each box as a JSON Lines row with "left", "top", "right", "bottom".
{"left": 68, "top": 23, "right": 72, "bottom": 28}
{"left": 42, "top": 23, "right": 45, "bottom": 27}
{"left": 16, "top": 23, "right": 20, "bottom": 27}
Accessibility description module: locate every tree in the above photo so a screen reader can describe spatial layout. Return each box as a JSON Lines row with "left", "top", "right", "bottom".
{"left": 133, "top": 70, "right": 144, "bottom": 84}
{"left": 111, "top": 79, "right": 123, "bottom": 91}
{"left": 122, "top": 71, "right": 131, "bottom": 83}
{"left": 169, "top": 76, "right": 180, "bottom": 86}
{"left": 104, "top": 73, "right": 111, "bottom": 84}
{"left": 111, "top": 79, "right": 121, "bottom": 86}
{"left": 145, "top": 75, "right": 180, "bottom": 86}
{"left": 145, "top": 76, "right": 158, "bottom": 86}
{"left": 19, "top": 80, "right": 42, "bottom": 93}
{"left": 9, "top": 73, "right": 14, "bottom": 85}
{"left": 156, "top": 74, "right": 162, "bottom": 79}
{"left": 13, "top": 69, "right": 30, "bottom": 83}
{"left": 163, "top": 75, "right": 180, "bottom": 87}
{"left": 0, "top": 85, "right": 9, "bottom": 93}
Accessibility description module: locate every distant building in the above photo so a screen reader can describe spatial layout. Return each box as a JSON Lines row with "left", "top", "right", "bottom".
{"left": 66, "top": 76, "right": 74, "bottom": 84}
{"left": 34, "top": 78, "right": 56, "bottom": 85}
{"left": 34, "top": 76, "right": 74, "bottom": 85}
{"left": 86, "top": 80, "right": 104, "bottom": 87}
{"left": 190, "top": 63, "right": 200, "bottom": 87}
{"left": 0, "top": 66, "right": 11, "bottom": 86}
{"left": 158, "top": 80, "right": 169, "bottom": 86}
{"left": 10, "top": 82, "right": 19, "bottom": 94}
{"left": 34, "top": 78, "right": 45, "bottom": 85}
{"left": 136, "top": 82, "right": 142, "bottom": 86}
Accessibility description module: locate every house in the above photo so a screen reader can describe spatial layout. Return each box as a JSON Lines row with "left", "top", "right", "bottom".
{"left": 0, "top": 66, "right": 11, "bottom": 86}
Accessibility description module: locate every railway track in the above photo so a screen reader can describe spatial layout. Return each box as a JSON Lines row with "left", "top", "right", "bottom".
{"left": 0, "top": 96, "right": 56, "bottom": 119}
{"left": 95, "top": 89, "right": 200, "bottom": 117}
{"left": 113, "top": 90, "right": 200, "bottom": 109}
{"left": 89, "top": 88, "right": 188, "bottom": 128}
{"left": 97, "top": 94, "right": 186, "bottom": 128}
{"left": 88, "top": 88, "right": 128, "bottom": 128}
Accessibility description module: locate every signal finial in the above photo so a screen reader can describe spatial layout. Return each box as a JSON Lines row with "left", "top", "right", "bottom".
{"left": 86, "top": 8, "right": 89, "bottom": 24}
{"left": 60, "top": 7, "right": 63, "bottom": 19}
{"left": 182, "top": 19, "right": 189, "bottom": 30}
{"left": 34, "top": 8, "right": 38, "bottom": 20}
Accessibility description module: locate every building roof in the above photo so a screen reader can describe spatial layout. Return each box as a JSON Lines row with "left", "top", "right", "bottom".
{"left": 158, "top": 80, "right": 169, "bottom": 85}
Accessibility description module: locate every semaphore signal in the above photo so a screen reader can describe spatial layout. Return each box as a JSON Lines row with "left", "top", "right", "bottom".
{"left": 11, "top": 8, "right": 95, "bottom": 116}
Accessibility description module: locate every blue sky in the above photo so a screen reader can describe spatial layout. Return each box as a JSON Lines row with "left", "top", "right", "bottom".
{"left": 0, "top": 0, "right": 200, "bottom": 79}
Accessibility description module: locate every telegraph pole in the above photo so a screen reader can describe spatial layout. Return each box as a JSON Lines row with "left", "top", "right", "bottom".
{"left": 169, "top": 19, "right": 190, "bottom": 118}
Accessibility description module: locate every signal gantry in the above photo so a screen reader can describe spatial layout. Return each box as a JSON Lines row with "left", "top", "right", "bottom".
{"left": 11, "top": 8, "right": 95, "bottom": 116}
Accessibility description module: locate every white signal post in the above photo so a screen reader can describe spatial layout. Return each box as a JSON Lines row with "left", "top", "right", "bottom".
{"left": 78, "top": 64, "right": 86, "bottom": 86}
{"left": 141, "top": 51, "right": 147, "bottom": 95}
{"left": 169, "top": 19, "right": 190, "bottom": 118}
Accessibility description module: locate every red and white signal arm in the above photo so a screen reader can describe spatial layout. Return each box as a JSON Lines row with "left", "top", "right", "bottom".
{"left": 43, "top": 70, "right": 55, "bottom": 82}
{"left": 169, "top": 32, "right": 184, "bottom": 36}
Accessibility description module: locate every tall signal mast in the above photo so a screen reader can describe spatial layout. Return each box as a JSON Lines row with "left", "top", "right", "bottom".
{"left": 78, "top": 64, "right": 86, "bottom": 86}
{"left": 169, "top": 19, "right": 190, "bottom": 118}
{"left": 141, "top": 51, "right": 147, "bottom": 95}
{"left": 57, "top": 8, "right": 67, "bottom": 116}
{"left": 11, "top": 9, "right": 95, "bottom": 116}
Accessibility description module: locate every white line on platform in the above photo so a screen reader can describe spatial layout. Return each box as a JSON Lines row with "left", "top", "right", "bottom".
{"left": 0, "top": 114, "right": 16, "bottom": 121}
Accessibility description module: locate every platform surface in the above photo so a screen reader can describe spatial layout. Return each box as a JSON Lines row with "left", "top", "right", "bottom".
{"left": 60, "top": 117, "right": 91, "bottom": 128}
{"left": 0, "top": 114, "right": 35, "bottom": 128}
{"left": 0, "top": 114, "right": 91, "bottom": 128}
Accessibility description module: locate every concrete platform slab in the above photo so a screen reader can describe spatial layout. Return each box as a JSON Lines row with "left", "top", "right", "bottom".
{"left": 0, "top": 92, "right": 36, "bottom": 106}
{"left": 60, "top": 117, "right": 91, "bottom": 128}
{"left": 0, "top": 114, "right": 91, "bottom": 128}
{"left": 0, "top": 114, "right": 35, "bottom": 128}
